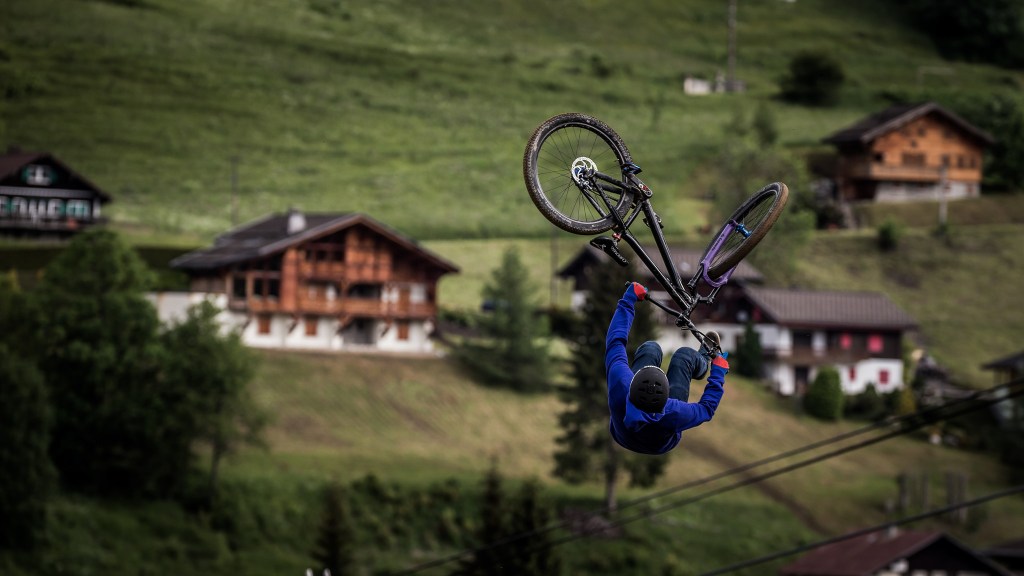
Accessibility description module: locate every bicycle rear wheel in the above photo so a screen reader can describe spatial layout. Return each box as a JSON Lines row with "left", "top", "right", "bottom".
{"left": 702, "top": 182, "right": 789, "bottom": 281}
{"left": 523, "top": 113, "right": 635, "bottom": 235}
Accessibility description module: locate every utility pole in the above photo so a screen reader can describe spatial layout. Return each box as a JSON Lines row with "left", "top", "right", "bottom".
{"left": 938, "top": 166, "right": 948, "bottom": 230}
{"left": 230, "top": 155, "right": 239, "bottom": 227}
{"left": 727, "top": 0, "right": 737, "bottom": 92}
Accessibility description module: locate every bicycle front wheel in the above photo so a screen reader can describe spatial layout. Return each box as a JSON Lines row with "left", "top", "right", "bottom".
{"left": 702, "top": 182, "right": 789, "bottom": 281}
{"left": 523, "top": 113, "right": 635, "bottom": 235}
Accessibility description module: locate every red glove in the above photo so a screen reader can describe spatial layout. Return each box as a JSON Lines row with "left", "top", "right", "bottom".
{"left": 624, "top": 282, "right": 647, "bottom": 302}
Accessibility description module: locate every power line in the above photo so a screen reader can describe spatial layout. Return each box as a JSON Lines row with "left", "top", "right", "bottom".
{"left": 700, "top": 483, "right": 1024, "bottom": 576}
{"left": 392, "top": 378, "right": 1024, "bottom": 575}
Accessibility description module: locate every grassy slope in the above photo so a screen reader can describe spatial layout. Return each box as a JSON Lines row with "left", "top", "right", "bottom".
{"left": 3, "top": 1, "right": 1024, "bottom": 573}
{"left": 228, "top": 350, "right": 1023, "bottom": 571}
{"left": 2, "top": 0, "right": 1021, "bottom": 242}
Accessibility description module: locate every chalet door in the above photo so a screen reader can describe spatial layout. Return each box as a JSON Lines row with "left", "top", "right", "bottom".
{"left": 398, "top": 286, "right": 411, "bottom": 313}
{"left": 795, "top": 366, "right": 810, "bottom": 396}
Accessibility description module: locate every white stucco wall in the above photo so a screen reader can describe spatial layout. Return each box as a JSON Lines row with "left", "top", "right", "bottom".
{"left": 147, "top": 291, "right": 437, "bottom": 354}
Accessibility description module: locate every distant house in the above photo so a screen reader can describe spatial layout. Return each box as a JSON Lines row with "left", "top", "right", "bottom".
{"left": 556, "top": 243, "right": 764, "bottom": 352}
{"left": 556, "top": 246, "right": 919, "bottom": 396}
{"left": 778, "top": 530, "right": 1014, "bottom": 576}
{"left": 983, "top": 539, "right": 1024, "bottom": 575}
{"left": 741, "top": 287, "right": 917, "bottom": 396}
{"left": 981, "top": 350, "right": 1024, "bottom": 427}
{"left": 152, "top": 211, "right": 458, "bottom": 354}
{"left": 823, "top": 102, "right": 994, "bottom": 203}
{"left": 0, "top": 148, "right": 111, "bottom": 237}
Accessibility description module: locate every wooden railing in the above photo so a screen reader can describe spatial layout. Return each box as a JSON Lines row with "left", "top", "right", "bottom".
{"left": 297, "top": 261, "right": 391, "bottom": 283}
{"left": 234, "top": 296, "right": 434, "bottom": 318}
{"left": 845, "top": 163, "right": 943, "bottom": 182}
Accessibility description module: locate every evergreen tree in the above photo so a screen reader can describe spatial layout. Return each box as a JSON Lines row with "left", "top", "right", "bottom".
{"left": 0, "top": 275, "right": 54, "bottom": 550}
{"left": 311, "top": 482, "right": 356, "bottom": 576}
{"left": 458, "top": 461, "right": 513, "bottom": 576}
{"left": 734, "top": 321, "right": 763, "bottom": 379}
{"left": 33, "top": 228, "right": 225, "bottom": 498}
{"left": 507, "top": 478, "right": 561, "bottom": 576}
{"left": 553, "top": 258, "right": 664, "bottom": 514}
{"left": 455, "top": 247, "right": 552, "bottom": 392}
{"left": 803, "top": 366, "right": 844, "bottom": 421}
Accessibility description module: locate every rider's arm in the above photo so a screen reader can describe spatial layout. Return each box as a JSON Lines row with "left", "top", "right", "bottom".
{"left": 660, "top": 354, "right": 729, "bottom": 431}
{"left": 605, "top": 283, "right": 647, "bottom": 404}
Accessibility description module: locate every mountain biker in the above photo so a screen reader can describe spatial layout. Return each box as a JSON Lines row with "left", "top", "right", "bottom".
{"left": 606, "top": 282, "right": 730, "bottom": 455}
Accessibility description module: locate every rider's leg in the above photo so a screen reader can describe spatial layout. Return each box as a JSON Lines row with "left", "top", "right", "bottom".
{"left": 666, "top": 347, "right": 709, "bottom": 402}
{"left": 631, "top": 341, "right": 663, "bottom": 374}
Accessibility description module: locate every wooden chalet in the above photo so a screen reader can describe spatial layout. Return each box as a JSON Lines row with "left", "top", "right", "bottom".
{"left": 160, "top": 211, "right": 458, "bottom": 354}
{"left": 823, "top": 102, "right": 994, "bottom": 203}
{"left": 741, "top": 287, "right": 917, "bottom": 396}
{"left": 779, "top": 530, "right": 1014, "bottom": 576}
{"left": 557, "top": 243, "right": 764, "bottom": 352}
{"left": 0, "top": 149, "right": 110, "bottom": 237}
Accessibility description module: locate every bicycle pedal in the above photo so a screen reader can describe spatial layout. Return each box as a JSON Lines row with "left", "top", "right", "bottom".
{"left": 590, "top": 236, "right": 628, "bottom": 267}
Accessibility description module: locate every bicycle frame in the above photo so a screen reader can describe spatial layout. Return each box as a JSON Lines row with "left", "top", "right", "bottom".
{"left": 580, "top": 166, "right": 737, "bottom": 337}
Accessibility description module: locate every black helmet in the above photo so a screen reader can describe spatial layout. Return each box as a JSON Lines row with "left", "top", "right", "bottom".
{"left": 629, "top": 366, "right": 669, "bottom": 413}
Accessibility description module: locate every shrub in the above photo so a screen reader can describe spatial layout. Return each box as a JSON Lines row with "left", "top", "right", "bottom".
{"left": 878, "top": 219, "right": 903, "bottom": 251}
{"left": 779, "top": 51, "right": 845, "bottom": 106}
{"left": 804, "top": 367, "right": 844, "bottom": 421}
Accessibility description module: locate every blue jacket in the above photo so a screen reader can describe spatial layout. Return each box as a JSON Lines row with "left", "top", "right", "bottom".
{"left": 605, "top": 290, "right": 725, "bottom": 455}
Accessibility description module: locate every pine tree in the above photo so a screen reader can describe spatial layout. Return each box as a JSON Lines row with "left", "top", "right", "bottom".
{"left": 735, "top": 321, "right": 763, "bottom": 378}
{"left": 507, "top": 478, "right": 561, "bottom": 576}
{"left": 804, "top": 366, "right": 844, "bottom": 421}
{"left": 552, "top": 257, "right": 664, "bottom": 514}
{"left": 458, "top": 461, "right": 513, "bottom": 576}
{"left": 455, "top": 247, "right": 552, "bottom": 392}
{"left": 311, "top": 483, "right": 356, "bottom": 576}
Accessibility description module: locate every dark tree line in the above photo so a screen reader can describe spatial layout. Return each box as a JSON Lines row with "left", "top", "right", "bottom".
{"left": 0, "top": 228, "right": 264, "bottom": 551}
{"left": 899, "top": 0, "right": 1024, "bottom": 69}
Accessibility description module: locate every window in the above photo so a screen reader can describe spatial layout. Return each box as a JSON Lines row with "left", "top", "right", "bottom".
{"left": 305, "top": 316, "right": 318, "bottom": 337}
{"left": 941, "top": 154, "right": 950, "bottom": 167}
{"left": 397, "top": 320, "right": 410, "bottom": 341}
{"left": 849, "top": 366, "right": 856, "bottom": 381}
{"left": 902, "top": 153, "right": 925, "bottom": 167}
{"left": 868, "top": 334, "right": 884, "bottom": 353}
{"left": 793, "top": 331, "right": 813, "bottom": 350}
{"left": 873, "top": 152, "right": 884, "bottom": 163}
{"left": 232, "top": 277, "right": 246, "bottom": 299}
{"left": 258, "top": 315, "right": 272, "bottom": 335}
{"left": 839, "top": 333, "right": 852, "bottom": 350}
{"left": 879, "top": 369, "right": 890, "bottom": 385}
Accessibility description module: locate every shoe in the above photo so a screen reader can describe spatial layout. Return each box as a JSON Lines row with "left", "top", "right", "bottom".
{"left": 699, "top": 331, "right": 721, "bottom": 363}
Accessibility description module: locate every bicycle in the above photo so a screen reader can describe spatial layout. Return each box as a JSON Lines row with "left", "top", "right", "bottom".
{"left": 522, "top": 112, "right": 788, "bottom": 354}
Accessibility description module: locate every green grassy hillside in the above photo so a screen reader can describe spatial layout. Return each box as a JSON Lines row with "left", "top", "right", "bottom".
{"left": 227, "top": 349, "right": 1021, "bottom": 573}
{"left": 2, "top": 0, "right": 1022, "bottom": 241}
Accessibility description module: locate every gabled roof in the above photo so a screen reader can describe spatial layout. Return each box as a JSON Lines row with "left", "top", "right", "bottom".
{"left": 822, "top": 101, "right": 995, "bottom": 147}
{"left": 170, "top": 212, "right": 459, "bottom": 273}
{"left": 557, "top": 244, "right": 764, "bottom": 284}
{"left": 744, "top": 286, "right": 917, "bottom": 330}
{"left": 780, "top": 531, "right": 1014, "bottom": 576}
{"left": 0, "top": 150, "right": 112, "bottom": 202}
{"left": 982, "top": 350, "right": 1024, "bottom": 371}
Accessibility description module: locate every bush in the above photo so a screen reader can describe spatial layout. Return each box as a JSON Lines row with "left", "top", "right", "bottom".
{"left": 877, "top": 219, "right": 903, "bottom": 251}
{"left": 804, "top": 367, "right": 844, "bottom": 421}
{"left": 779, "top": 51, "right": 845, "bottom": 106}
{"left": 845, "top": 383, "right": 887, "bottom": 421}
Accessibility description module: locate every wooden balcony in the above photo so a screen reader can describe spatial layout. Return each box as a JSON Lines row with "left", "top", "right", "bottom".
{"left": 297, "top": 261, "right": 391, "bottom": 283}
{"left": 231, "top": 296, "right": 435, "bottom": 319}
{"left": 844, "top": 163, "right": 943, "bottom": 182}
